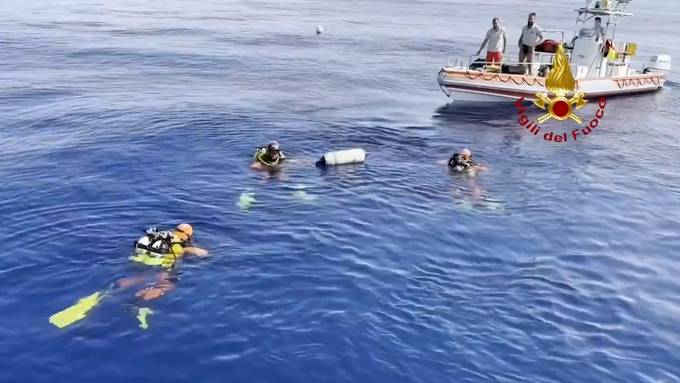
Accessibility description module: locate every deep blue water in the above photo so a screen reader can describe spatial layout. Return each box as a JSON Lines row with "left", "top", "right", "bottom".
{"left": 1, "top": 1, "right": 679, "bottom": 382}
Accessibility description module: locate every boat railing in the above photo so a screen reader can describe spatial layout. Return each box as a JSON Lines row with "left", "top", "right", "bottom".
{"left": 446, "top": 29, "right": 565, "bottom": 70}
{"left": 542, "top": 29, "right": 565, "bottom": 43}
{"left": 446, "top": 55, "right": 521, "bottom": 69}
{"left": 444, "top": 56, "right": 556, "bottom": 74}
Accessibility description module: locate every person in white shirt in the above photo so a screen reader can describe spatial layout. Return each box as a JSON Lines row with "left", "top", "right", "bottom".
{"left": 476, "top": 18, "right": 507, "bottom": 65}
{"left": 518, "top": 12, "right": 543, "bottom": 75}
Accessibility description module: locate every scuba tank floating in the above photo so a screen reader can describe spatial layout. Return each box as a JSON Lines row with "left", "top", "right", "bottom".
{"left": 316, "top": 148, "right": 366, "bottom": 167}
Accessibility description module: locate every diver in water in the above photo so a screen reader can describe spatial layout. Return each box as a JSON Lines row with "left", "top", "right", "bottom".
{"left": 125, "top": 223, "right": 208, "bottom": 300}
{"left": 448, "top": 148, "right": 486, "bottom": 173}
{"left": 251, "top": 140, "right": 287, "bottom": 170}
{"left": 49, "top": 223, "right": 210, "bottom": 329}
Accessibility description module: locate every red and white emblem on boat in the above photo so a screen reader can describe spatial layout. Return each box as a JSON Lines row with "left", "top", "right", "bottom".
{"left": 532, "top": 44, "right": 588, "bottom": 124}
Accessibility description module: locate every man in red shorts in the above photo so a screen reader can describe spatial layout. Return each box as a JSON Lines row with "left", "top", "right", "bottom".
{"left": 476, "top": 17, "right": 507, "bottom": 65}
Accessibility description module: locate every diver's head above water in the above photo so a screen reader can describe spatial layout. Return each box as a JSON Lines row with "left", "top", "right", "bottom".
{"left": 175, "top": 223, "right": 193, "bottom": 242}
{"left": 448, "top": 148, "right": 481, "bottom": 172}
{"left": 267, "top": 140, "right": 281, "bottom": 160}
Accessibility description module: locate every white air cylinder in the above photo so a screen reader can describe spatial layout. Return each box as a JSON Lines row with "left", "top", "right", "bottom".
{"left": 135, "top": 236, "right": 149, "bottom": 254}
{"left": 318, "top": 148, "right": 366, "bottom": 166}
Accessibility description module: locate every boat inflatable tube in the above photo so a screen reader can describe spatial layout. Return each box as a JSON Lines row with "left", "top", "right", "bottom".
{"left": 316, "top": 148, "right": 366, "bottom": 167}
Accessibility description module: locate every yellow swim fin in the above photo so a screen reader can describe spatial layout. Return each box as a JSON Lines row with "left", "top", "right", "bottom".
{"left": 136, "top": 307, "right": 154, "bottom": 330}
{"left": 49, "top": 291, "right": 104, "bottom": 329}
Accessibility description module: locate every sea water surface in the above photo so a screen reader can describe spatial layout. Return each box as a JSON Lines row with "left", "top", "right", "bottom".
{"left": 1, "top": 0, "right": 679, "bottom": 382}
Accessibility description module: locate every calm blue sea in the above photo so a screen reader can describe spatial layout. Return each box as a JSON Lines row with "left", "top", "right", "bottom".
{"left": 1, "top": 0, "right": 679, "bottom": 382}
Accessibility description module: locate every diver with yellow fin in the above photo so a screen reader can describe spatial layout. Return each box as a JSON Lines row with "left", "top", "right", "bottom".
{"left": 49, "top": 223, "right": 208, "bottom": 329}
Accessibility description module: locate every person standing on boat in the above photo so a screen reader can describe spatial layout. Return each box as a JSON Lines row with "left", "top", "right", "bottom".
{"left": 578, "top": 16, "right": 605, "bottom": 42}
{"left": 476, "top": 17, "right": 507, "bottom": 65}
{"left": 518, "top": 12, "right": 543, "bottom": 75}
{"left": 593, "top": 17, "right": 605, "bottom": 42}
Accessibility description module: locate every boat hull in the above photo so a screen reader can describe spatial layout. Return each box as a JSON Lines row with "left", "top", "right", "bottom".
{"left": 437, "top": 68, "right": 666, "bottom": 102}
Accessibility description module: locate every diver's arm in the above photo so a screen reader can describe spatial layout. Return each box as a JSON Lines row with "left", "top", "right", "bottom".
{"left": 471, "top": 160, "right": 487, "bottom": 171}
{"left": 184, "top": 246, "right": 209, "bottom": 256}
{"left": 465, "top": 159, "right": 486, "bottom": 171}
